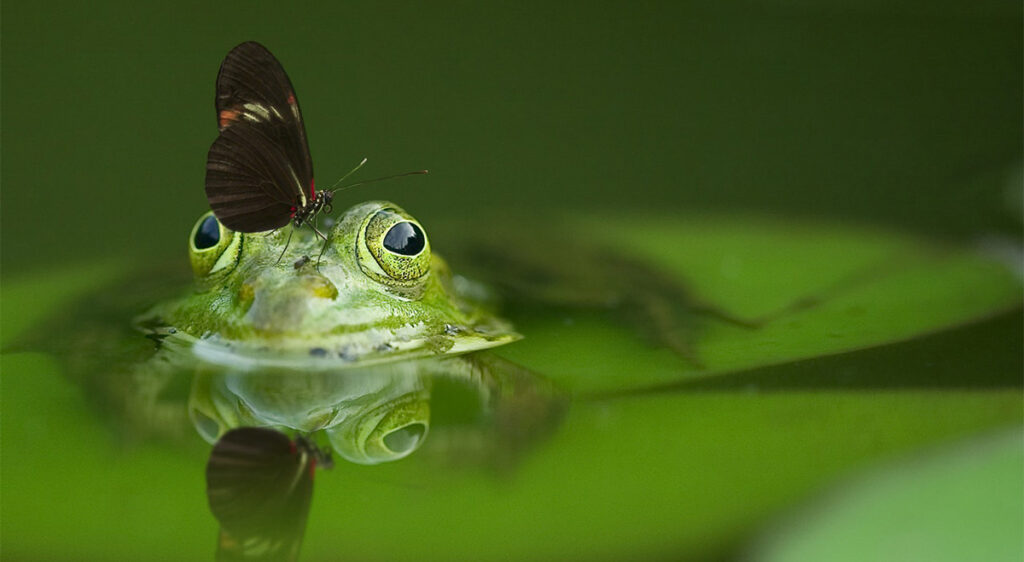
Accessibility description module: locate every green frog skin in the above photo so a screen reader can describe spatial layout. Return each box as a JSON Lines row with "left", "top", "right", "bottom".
{"left": 141, "top": 201, "right": 520, "bottom": 368}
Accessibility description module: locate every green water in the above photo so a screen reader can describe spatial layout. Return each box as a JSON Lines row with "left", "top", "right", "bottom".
{"left": 2, "top": 1, "right": 1022, "bottom": 560}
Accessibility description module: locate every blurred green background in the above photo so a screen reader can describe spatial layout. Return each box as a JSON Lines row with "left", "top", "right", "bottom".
{"left": 2, "top": 0, "right": 1021, "bottom": 272}
{"left": 2, "top": 1, "right": 1022, "bottom": 561}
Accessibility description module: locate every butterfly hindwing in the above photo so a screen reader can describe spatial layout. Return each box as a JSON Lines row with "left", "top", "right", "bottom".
{"left": 206, "top": 121, "right": 306, "bottom": 232}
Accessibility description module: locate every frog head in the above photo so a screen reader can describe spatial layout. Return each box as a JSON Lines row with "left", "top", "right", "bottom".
{"left": 163, "top": 201, "right": 518, "bottom": 367}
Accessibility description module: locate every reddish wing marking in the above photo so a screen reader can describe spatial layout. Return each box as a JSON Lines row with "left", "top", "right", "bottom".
{"left": 218, "top": 108, "right": 241, "bottom": 130}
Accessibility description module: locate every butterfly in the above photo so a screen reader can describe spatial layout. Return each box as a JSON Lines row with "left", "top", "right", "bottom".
{"left": 205, "top": 41, "right": 330, "bottom": 237}
{"left": 204, "top": 41, "right": 424, "bottom": 257}
{"left": 205, "top": 426, "right": 333, "bottom": 562}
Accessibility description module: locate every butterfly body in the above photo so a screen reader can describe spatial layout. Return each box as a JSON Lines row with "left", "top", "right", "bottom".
{"left": 291, "top": 189, "right": 333, "bottom": 230}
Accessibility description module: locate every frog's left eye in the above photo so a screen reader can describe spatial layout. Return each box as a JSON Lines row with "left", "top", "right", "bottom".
{"left": 358, "top": 209, "right": 431, "bottom": 285}
{"left": 193, "top": 215, "right": 220, "bottom": 249}
{"left": 189, "top": 211, "right": 241, "bottom": 278}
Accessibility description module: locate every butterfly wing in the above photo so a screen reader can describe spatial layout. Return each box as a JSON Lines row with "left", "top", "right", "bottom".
{"left": 205, "top": 41, "right": 314, "bottom": 233}
{"left": 206, "top": 121, "right": 307, "bottom": 232}
{"left": 206, "top": 427, "right": 315, "bottom": 562}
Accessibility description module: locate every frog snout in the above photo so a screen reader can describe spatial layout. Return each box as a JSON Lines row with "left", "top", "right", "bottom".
{"left": 241, "top": 274, "right": 339, "bottom": 332}
{"left": 303, "top": 275, "right": 339, "bottom": 300}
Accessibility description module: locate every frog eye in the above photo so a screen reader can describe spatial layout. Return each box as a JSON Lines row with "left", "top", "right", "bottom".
{"left": 383, "top": 221, "right": 426, "bottom": 256}
{"left": 193, "top": 215, "right": 220, "bottom": 249}
{"left": 326, "top": 393, "right": 430, "bottom": 465}
{"left": 358, "top": 209, "right": 431, "bottom": 284}
{"left": 189, "top": 211, "right": 241, "bottom": 277}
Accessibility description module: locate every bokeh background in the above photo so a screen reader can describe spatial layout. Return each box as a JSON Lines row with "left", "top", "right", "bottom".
{"left": 2, "top": 2, "right": 1021, "bottom": 561}
{"left": 3, "top": 1, "right": 1020, "bottom": 272}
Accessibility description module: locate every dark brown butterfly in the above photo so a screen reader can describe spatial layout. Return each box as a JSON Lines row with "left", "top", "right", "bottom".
{"left": 204, "top": 41, "right": 425, "bottom": 259}
{"left": 205, "top": 426, "right": 332, "bottom": 562}
{"left": 205, "top": 41, "right": 330, "bottom": 236}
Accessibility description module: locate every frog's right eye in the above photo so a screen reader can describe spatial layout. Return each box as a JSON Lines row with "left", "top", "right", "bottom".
{"left": 188, "top": 212, "right": 241, "bottom": 277}
{"left": 357, "top": 208, "right": 431, "bottom": 287}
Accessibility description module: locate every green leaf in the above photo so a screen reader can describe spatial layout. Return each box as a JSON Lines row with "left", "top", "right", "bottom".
{"left": 750, "top": 428, "right": 1024, "bottom": 562}
{"left": 497, "top": 215, "right": 1021, "bottom": 393}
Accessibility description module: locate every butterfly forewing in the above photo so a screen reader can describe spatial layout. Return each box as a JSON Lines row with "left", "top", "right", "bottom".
{"left": 205, "top": 41, "right": 314, "bottom": 232}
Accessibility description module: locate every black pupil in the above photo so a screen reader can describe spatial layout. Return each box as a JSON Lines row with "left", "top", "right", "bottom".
{"left": 383, "top": 222, "right": 425, "bottom": 256}
{"left": 194, "top": 216, "right": 221, "bottom": 250}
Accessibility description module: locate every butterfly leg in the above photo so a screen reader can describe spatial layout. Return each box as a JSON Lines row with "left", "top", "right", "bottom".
{"left": 309, "top": 221, "right": 331, "bottom": 271}
{"left": 274, "top": 228, "right": 295, "bottom": 265}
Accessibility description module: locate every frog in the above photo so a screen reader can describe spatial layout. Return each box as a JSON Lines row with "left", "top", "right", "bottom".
{"left": 93, "top": 200, "right": 564, "bottom": 467}
{"left": 139, "top": 200, "right": 521, "bottom": 367}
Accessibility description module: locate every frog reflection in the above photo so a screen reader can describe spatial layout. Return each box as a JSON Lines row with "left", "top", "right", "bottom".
{"left": 190, "top": 361, "right": 432, "bottom": 465}
{"left": 194, "top": 356, "right": 563, "bottom": 562}
{"left": 189, "top": 352, "right": 563, "bottom": 466}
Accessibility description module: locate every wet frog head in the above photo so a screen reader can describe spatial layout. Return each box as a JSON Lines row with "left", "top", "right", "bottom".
{"left": 154, "top": 201, "right": 518, "bottom": 365}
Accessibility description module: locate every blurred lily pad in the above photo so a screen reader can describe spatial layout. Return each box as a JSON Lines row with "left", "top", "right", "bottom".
{"left": 3, "top": 216, "right": 1020, "bottom": 396}
{"left": 750, "top": 427, "right": 1024, "bottom": 562}
{"left": 494, "top": 215, "right": 1021, "bottom": 392}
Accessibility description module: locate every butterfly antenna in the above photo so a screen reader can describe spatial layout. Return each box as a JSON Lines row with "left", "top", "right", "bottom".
{"left": 328, "top": 169, "right": 429, "bottom": 193}
{"left": 322, "top": 158, "right": 369, "bottom": 192}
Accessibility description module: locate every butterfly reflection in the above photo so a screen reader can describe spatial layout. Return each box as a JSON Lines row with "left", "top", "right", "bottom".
{"left": 205, "top": 427, "right": 333, "bottom": 562}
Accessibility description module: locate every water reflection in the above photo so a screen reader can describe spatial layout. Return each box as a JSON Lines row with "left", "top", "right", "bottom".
{"left": 26, "top": 265, "right": 566, "bottom": 560}
{"left": 120, "top": 327, "right": 562, "bottom": 560}
{"left": 190, "top": 361, "right": 432, "bottom": 464}
{"left": 206, "top": 427, "right": 329, "bottom": 562}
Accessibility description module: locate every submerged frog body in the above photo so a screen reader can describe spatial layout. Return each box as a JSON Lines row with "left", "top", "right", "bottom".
{"left": 140, "top": 201, "right": 519, "bottom": 368}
